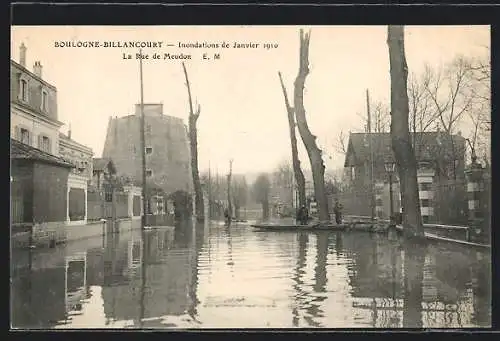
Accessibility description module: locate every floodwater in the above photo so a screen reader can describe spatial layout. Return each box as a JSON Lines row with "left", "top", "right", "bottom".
{"left": 10, "top": 220, "right": 491, "bottom": 329}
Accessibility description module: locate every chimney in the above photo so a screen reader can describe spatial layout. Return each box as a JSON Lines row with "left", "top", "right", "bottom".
{"left": 19, "top": 43, "right": 27, "bottom": 67}
{"left": 68, "top": 123, "right": 72, "bottom": 139}
{"left": 33, "top": 61, "right": 42, "bottom": 78}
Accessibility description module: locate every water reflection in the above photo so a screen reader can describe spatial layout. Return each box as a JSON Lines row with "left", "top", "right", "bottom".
{"left": 10, "top": 221, "right": 491, "bottom": 329}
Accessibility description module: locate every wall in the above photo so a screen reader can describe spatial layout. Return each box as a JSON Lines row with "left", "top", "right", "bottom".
{"left": 10, "top": 61, "right": 58, "bottom": 122}
{"left": 102, "top": 113, "right": 192, "bottom": 196}
{"left": 32, "top": 162, "right": 69, "bottom": 223}
{"left": 59, "top": 136, "right": 94, "bottom": 181}
{"left": 11, "top": 106, "right": 60, "bottom": 156}
{"left": 11, "top": 161, "right": 34, "bottom": 223}
{"left": 66, "top": 220, "right": 106, "bottom": 242}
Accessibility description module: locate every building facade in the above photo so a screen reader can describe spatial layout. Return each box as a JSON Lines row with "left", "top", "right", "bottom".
{"left": 101, "top": 103, "right": 193, "bottom": 197}
{"left": 343, "top": 132, "right": 467, "bottom": 223}
{"left": 11, "top": 44, "right": 63, "bottom": 156}
{"left": 59, "top": 131, "right": 94, "bottom": 182}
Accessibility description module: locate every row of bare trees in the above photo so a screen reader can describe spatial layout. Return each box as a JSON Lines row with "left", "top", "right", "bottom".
{"left": 199, "top": 171, "right": 249, "bottom": 220}
{"left": 336, "top": 50, "right": 490, "bottom": 179}
{"left": 184, "top": 28, "right": 489, "bottom": 228}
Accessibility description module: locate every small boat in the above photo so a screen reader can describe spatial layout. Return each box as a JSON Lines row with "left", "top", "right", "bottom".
{"left": 251, "top": 223, "right": 348, "bottom": 232}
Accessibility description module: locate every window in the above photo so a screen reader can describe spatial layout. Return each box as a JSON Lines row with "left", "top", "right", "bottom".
{"left": 20, "top": 128, "right": 30, "bottom": 145}
{"left": 146, "top": 147, "right": 153, "bottom": 155}
{"left": 38, "top": 135, "right": 51, "bottom": 153}
{"left": 146, "top": 125, "right": 152, "bottom": 134}
{"left": 20, "top": 79, "right": 28, "bottom": 102}
{"left": 146, "top": 169, "right": 153, "bottom": 177}
{"left": 41, "top": 90, "right": 48, "bottom": 112}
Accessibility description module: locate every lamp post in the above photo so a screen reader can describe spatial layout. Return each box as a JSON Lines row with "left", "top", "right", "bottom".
{"left": 384, "top": 161, "right": 396, "bottom": 226}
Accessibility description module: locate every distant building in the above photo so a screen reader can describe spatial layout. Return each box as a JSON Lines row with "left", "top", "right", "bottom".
{"left": 92, "top": 157, "right": 116, "bottom": 191}
{"left": 59, "top": 130, "right": 94, "bottom": 182}
{"left": 343, "top": 131, "right": 467, "bottom": 223}
{"left": 101, "top": 103, "right": 192, "bottom": 197}
{"left": 10, "top": 43, "right": 63, "bottom": 156}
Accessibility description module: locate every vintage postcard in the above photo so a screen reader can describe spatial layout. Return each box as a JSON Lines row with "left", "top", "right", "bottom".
{"left": 10, "top": 25, "right": 491, "bottom": 329}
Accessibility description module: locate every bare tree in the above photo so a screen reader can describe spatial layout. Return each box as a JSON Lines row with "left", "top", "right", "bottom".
{"left": 182, "top": 62, "right": 204, "bottom": 222}
{"left": 227, "top": 159, "right": 233, "bottom": 220}
{"left": 465, "top": 52, "right": 491, "bottom": 165}
{"left": 252, "top": 173, "right": 271, "bottom": 220}
{"left": 293, "top": 29, "right": 329, "bottom": 221}
{"left": 407, "top": 68, "right": 436, "bottom": 152}
{"left": 354, "top": 99, "right": 391, "bottom": 134}
{"left": 231, "top": 175, "right": 248, "bottom": 220}
{"left": 424, "top": 56, "right": 475, "bottom": 179}
{"left": 372, "top": 101, "right": 391, "bottom": 133}
{"left": 271, "top": 160, "right": 295, "bottom": 213}
{"left": 278, "top": 71, "right": 306, "bottom": 208}
{"left": 335, "top": 129, "right": 349, "bottom": 155}
{"left": 387, "top": 25, "right": 424, "bottom": 239}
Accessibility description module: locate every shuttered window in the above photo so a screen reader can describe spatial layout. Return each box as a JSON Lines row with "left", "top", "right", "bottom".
{"left": 18, "top": 128, "right": 31, "bottom": 145}
{"left": 37, "top": 135, "right": 51, "bottom": 153}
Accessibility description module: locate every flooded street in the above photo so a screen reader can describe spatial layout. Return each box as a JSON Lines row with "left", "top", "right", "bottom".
{"left": 11, "top": 221, "right": 491, "bottom": 329}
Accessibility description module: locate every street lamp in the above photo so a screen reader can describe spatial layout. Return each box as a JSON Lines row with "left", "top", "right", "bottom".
{"left": 384, "top": 161, "right": 396, "bottom": 226}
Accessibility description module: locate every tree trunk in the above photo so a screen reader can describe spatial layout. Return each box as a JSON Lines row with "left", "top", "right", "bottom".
{"left": 293, "top": 29, "right": 330, "bottom": 221}
{"left": 182, "top": 62, "right": 204, "bottom": 223}
{"left": 227, "top": 160, "right": 233, "bottom": 220}
{"left": 278, "top": 72, "right": 307, "bottom": 208}
{"left": 402, "top": 243, "right": 425, "bottom": 328}
{"left": 234, "top": 205, "right": 240, "bottom": 220}
{"left": 387, "top": 26, "right": 424, "bottom": 239}
{"left": 262, "top": 201, "right": 269, "bottom": 220}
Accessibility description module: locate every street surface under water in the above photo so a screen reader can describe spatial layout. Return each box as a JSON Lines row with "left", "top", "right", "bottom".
{"left": 11, "top": 220, "right": 491, "bottom": 329}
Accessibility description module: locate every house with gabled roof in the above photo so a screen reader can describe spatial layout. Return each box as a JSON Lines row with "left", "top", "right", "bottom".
{"left": 342, "top": 131, "right": 467, "bottom": 223}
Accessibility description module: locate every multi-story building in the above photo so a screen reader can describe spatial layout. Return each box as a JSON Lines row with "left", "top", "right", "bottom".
{"left": 11, "top": 43, "right": 63, "bottom": 155}
{"left": 102, "top": 103, "right": 192, "bottom": 197}
{"left": 10, "top": 43, "right": 91, "bottom": 236}
{"left": 59, "top": 130, "right": 94, "bottom": 182}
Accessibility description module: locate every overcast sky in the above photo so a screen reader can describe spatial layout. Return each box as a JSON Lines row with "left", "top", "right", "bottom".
{"left": 11, "top": 26, "right": 490, "bottom": 175}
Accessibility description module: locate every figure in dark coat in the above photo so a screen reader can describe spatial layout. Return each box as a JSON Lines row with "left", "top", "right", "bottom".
{"left": 333, "top": 199, "right": 343, "bottom": 224}
{"left": 224, "top": 208, "right": 231, "bottom": 225}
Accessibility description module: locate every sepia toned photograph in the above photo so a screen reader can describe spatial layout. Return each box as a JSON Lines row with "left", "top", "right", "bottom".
{"left": 10, "top": 25, "right": 491, "bottom": 329}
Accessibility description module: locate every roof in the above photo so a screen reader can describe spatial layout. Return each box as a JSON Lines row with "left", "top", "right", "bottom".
{"left": 11, "top": 139, "right": 74, "bottom": 168}
{"left": 344, "top": 132, "right": 466, "bottom": 167}
{"left": 10, "top": 59, "right": 57, "bottom": 91}
{"left": 93, "top": 158, "right": 116, "bottom": 173}
{"left": 59, "top": 132, "right": 93, "bottom": 153}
